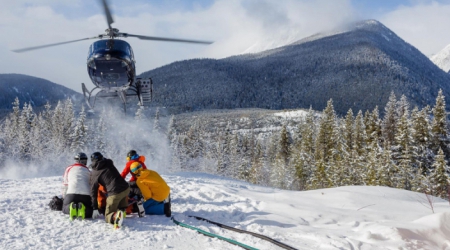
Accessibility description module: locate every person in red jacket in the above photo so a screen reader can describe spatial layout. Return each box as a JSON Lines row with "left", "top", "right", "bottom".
{"left": 121, "top": 150, "right": 147, "bottom": 182}
{"left": 121, "top": 150, "right": 147, "bottom": 202}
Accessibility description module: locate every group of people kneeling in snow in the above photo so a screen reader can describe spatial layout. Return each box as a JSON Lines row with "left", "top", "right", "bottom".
{"left": 59, "top": 150, "right": 171, "bottom": 228}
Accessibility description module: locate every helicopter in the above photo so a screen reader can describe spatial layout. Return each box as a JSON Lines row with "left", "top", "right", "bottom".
{"left": 12, "top": 0, "right": 212, "bottom": 112}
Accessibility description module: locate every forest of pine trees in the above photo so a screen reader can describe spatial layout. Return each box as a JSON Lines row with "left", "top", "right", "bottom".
{"left": 1, "top": 90, "right": 450, "bottom": 200}
{"left": 168, "top": 90, "right": 450, "bottom": 200}
{"left": 0, "top": 98, "right": 171, "bottom": 177}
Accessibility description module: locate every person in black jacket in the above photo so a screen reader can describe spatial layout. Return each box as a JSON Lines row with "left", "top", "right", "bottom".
{"left": 89, "top": 152, "right": 130, "bottom": 227}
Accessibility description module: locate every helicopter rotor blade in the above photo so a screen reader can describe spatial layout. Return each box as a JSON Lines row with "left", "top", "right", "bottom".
{"left": 101, "top": 0, "right": 114, "bottom": 29}
{"left": 12, "top": 36, "right": 101, "bottom": 53}
{"left": 123, "top": 33, "right": 213, "bottom": 45}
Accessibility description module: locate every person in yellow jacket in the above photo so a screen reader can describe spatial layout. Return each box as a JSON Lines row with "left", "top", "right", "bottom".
{"left": 130, "top": 162, "right": 171, "bottom": 217}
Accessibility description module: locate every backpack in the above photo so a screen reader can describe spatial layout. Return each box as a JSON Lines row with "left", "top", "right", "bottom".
{"left": 48, "top": 196, "right": 64, "bottom": 211}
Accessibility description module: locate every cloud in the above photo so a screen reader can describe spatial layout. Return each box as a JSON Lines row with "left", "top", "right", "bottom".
{"left": 0, "top": 0, "right": 358, "bottom": 92}
{"left": 380, "top": 1, "right": 450, "bottom": 56}
{"left": 4, "top": 0, "right": 449, "bottom": 93}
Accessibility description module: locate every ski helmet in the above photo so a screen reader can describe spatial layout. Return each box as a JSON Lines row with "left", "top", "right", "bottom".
{"left": 127, "top": 150, "right": 138, "bottom": 161}
{"left": 130, "top": 162, "right": 142, "bottom": 175}
{"left": 74, "top": 152, "right": 88, "bottom": 165}
{"left": 91, "top": 152, "right": 103, "bottom": 163}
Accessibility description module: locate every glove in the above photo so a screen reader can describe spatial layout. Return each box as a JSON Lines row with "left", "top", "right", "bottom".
{"left": 92, "top": 210, "right": 100, "bottom": 219}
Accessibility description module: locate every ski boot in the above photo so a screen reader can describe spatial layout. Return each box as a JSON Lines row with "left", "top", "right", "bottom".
{"left": 137, "top": 199, "right": 145, "bottom": 217}
{"left": 113, "top": 210, "right": 125, "bottom": 229}
{"left": 164, "top": 195, "right": 171, "bottom": 218}
{"left": 77, "top": 203, "right": 86, "bottom": 220}
{"left": 69, "top": 202, "right": 77, "bottom": 221}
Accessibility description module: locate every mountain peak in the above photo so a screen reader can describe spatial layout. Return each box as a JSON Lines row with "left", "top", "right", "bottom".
{"left": 430, "top": 44, "right": 450, "bottom": 73}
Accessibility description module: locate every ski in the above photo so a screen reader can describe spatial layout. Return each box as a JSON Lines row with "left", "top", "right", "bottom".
{"left": 188, "top": 215, "right": 298, "bottom": 250}
{"left": 171, "top": 216, "right": 258, "bottom": 250}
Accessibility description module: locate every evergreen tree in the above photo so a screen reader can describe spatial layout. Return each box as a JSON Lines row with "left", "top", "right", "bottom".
{"left": 364, "top": 141, "right": 380, "bottom": 186}
{"left": 396, "top": 95, "right": 409, "bottom": 121}
{"left": 353, "top": 110, "right": 367, "bottom": 157}
{"left": 382, "top": 92, "right": 397, "bottom": 146}
{"left": 217, "top": 123, "right": 232, "bottom": 175}
{"left": 315, "top": 99, "right": 337, "bottom": 164}
{"left": 411, "top": 106, "right": 433, "bottom": 174}
{"left": 249, "top": 140, "right": 264, "bottom": 185}
{"left": 429, "top": 148, "right": 450, "bottom": 199}
{"left": 70, "top": 106, "right": 88, "bottom": 152}
{"left": 30, "top": 102, "right": 53, "bottom": 160}
{"left": 294, "top": 108, "right": 316, "bottom": 190}
{"left": 94, "top": 115, "right": 107, "bottom": 153}
{"left": 153, "top": 107, "right": 161, "bottom": 132}
{"left": 378, "top": 142, "right": 396, "bottom": 187}
{"left": 17, "top": 103, "right": 35, "bottom": 160}
{"left": 301, "top": 108, "right": 316, "bottom": 160}
{"left": 393, "top": 106, "right": 414, "bottom": 190}
{"left": 167, "top": 115, "right": 176, "bottom": 140}
{"left": 365, "top": 106, "right": 381, "bottom": 145}
{"left": 50, "top": 101, "right": 66, "bottom": 154}
{"left": 343, "top": 109, "right": 354, "bottom": 152}
{"left": 3, "top": 98, "right": 21, "bottom": 158}
{"left": 431, "top": 89, "right": 450, "bottom": 159}
{"left": 237, "top": 133, "right": 252, "bottom": 182}
{"left": 271, "top": 125, "right": 292, "bottom": 189}
{"left": 309, "top": 152, "right": 331, "bottom": 189}
{"left": 279, "top": 124, "right": 290, "bottom": 165}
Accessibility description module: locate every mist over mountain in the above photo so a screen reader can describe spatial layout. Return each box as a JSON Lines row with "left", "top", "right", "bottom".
{"left": 140, "top": 19, "right": 450, "bottom": 116}
{"left": 2, "top": 19, "right": 450, "bottom": 118}
{"left": 0, "top": 74, "right": 83, "bottom": 116}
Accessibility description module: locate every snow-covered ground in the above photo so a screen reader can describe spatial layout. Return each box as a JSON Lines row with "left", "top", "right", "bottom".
{"left": 1, "top": 172, "right": 449, "bottom": 250}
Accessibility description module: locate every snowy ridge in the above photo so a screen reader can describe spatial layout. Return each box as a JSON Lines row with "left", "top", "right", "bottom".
{"left": 1, "top": 172, "right": 449, "bottom": 249}
{"left": 141, "top": 19, "right": 450, "bottom": 116}
{"left": 430, "top": 44, "right": 450, "bottom": 73}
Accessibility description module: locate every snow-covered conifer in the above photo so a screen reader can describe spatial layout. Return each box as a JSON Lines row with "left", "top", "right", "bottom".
{"left": 429, "top": 148, "right": 450, "bottom": 199}
{"left": 70, "top": 105, "right": 88, "bottom": 152}
{"left": 378, "top": 142, "right": 396, "bottom": 187}
{"left": 411, "top": 106, "right": 433, "bottom": 174}
{"left": 382, "top": 92, "right": 397, "bottom": 146}
{"left": 315, "top": 99, "right": 337, "bottom": 163}
{"left": 353, "top": 110, "right": 367, "bottom": 157}
{"left": 343, "top": 109, "right": 354, "bottom": 151}
{"left": 431, "top": 89, "right": 450, "bottom": 159}
{"left": 153, "top": 107, "right": 161, "bottom": 132}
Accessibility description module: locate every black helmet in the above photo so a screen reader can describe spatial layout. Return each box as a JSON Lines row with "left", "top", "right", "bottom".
{"left": 75, "top": 152, "right": 88, "bottom": 165}
{"left": 127, "top": 150, "right": 137, "bottom": 158}
{"left": 91, "top": 152, "right": 103, "bottom": 163}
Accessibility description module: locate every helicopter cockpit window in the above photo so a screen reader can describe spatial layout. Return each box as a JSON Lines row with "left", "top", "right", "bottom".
{"left": 88, "top": 40, "right": 132, "bottom": 58}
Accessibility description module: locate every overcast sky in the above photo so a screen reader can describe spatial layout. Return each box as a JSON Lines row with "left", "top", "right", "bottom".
{"left": 2, "top": 0, "right": 450, "bottom": 92}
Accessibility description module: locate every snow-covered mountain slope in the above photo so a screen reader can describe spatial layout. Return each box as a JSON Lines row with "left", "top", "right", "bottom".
{"left": 430, "top": 44, "right": 450, "bottom": 73}
{"left": 0, "top": 73, "right": 83, "bottom": 118}
{"left": 141, "top": 19, "right": 450, "bottom": 116}
{"left": 1, "top": 172, "right": 449, "bottom": 249}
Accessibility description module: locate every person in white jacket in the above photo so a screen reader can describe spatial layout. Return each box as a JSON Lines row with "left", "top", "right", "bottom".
{"left": 62, "top": 152, "right": 93, "bottom": 220}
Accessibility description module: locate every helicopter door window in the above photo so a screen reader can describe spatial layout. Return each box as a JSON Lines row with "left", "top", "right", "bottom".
{"left": 126, "top": 46, "right": 135, "bottom": 62}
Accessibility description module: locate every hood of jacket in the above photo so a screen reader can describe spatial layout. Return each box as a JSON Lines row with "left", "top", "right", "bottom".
{"left": 91, "top": 158, "right": 109, "bottom": 171}
{"left": 137, "top": 169, "right": 150, "bottom": 179}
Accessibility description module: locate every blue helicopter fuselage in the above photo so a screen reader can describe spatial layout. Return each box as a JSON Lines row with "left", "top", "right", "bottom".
{"left": 87, "top": 39, "right": 136, "bottom": 91}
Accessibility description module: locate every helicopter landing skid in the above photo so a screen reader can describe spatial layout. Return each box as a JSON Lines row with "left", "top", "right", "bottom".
{"left": 81, "top": 78, "right": 153, "bottom": 113}
{"left": 81, "top": 82, "right": 97, "bottom": 111}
